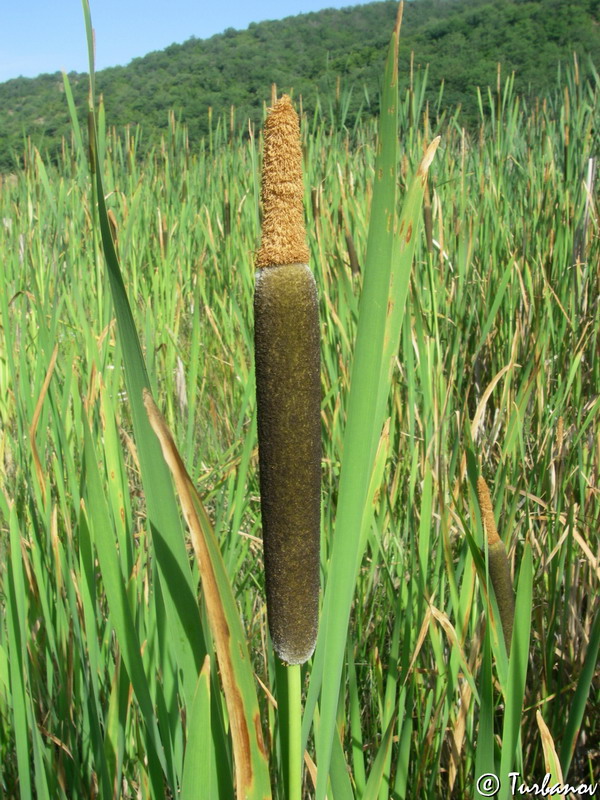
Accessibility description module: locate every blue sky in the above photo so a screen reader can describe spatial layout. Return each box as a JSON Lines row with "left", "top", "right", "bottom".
{"left": 0, "top": 0, "right": 371, "bottom": 83}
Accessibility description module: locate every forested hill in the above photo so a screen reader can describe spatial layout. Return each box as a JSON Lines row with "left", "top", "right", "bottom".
{"left": 1, "top": 0, "right": 599, "bottom": 170}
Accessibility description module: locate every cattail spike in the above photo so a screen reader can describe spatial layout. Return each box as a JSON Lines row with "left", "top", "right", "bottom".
{"left": 555, "top": 415, "right": 564, "bottom": 459}
{"left": 254, "top": 95, "right": 320, "bottom": 665}
{"left": 477, "top": 475, "right": 500, "bottom": 545}
{"left": 477, "top": 476, "right": 515, "bottom": 653}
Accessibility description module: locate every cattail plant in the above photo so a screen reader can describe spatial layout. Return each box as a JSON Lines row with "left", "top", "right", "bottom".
{"left": 254, "top": 94, "right": 321, "bottom": 667}
{"left": 254, "top": 93, "right": 321, "bottom": 800}
{"left": 477, "top": 476, "right": 515, "bottom": 653}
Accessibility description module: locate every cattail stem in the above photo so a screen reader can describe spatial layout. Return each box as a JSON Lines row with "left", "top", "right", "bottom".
{"left": 286, "top": 664, "right": 302, "bottom": 800}
{"left": 477, "top": 476, "right": 515, "bottom": 653}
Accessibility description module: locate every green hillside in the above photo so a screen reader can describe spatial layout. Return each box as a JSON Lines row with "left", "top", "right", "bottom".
{"left": 1, "top": 0, "right": 599, "bottom": 170}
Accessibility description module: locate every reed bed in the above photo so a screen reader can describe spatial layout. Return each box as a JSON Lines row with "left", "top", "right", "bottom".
{"left": 0, "top": 32, "right": 598, "bottom": 798}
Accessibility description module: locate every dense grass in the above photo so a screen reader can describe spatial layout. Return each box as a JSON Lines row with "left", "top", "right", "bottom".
{"left": 0, "top": 50, "right": 598, "bottom": 798}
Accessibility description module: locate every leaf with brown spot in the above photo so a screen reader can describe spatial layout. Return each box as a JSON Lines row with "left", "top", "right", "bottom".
{"left": 144, "top": 390, "right": 272, "bottom": 800}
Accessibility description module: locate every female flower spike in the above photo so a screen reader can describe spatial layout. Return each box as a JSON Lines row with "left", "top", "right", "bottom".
{"left": 477, "top": 476, "right": 515, "bottom": 652}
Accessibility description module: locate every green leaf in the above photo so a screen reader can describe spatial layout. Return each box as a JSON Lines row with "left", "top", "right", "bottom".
{"left": 474, "top": 626, "right": 496, "bottom": 798}
{"left": 181, "top": 656, "right": 213, "bottom": 800}
{"left": 81, "top": 0, "right": 205, "bottom": 712}
{"left": 362, "top": 714, "right": 397, "bottom": 800}
{"left": 144, "top": 392, "right": 272, "bottom": 799}
{"left": 559, "top": 607, "right": 600, "bottom": 777}
{"left": 303, "top": 9, "right": 440, "bottom": 795}
{"left": 498, "top": 542, "right": 533, "bottom": 800}
{"left": 82, "top": 419, "right": 172, "bottom": 791}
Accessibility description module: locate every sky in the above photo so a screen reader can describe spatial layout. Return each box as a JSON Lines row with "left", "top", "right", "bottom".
{"left": 0, "top": 0, "right": 372, "bottom": 83}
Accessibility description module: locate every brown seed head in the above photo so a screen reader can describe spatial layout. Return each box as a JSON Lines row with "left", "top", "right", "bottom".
{"left": 555, "top": 415, "right": 564, "bottom": 458}
{"left": 477, "top": 476, "right": 514, "bottom": 651}
{"left": 256, "top": 95, "right": 310, "bottom": 268}
{"left": 477, "top": 476, "right": 500, "bottom": 545}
